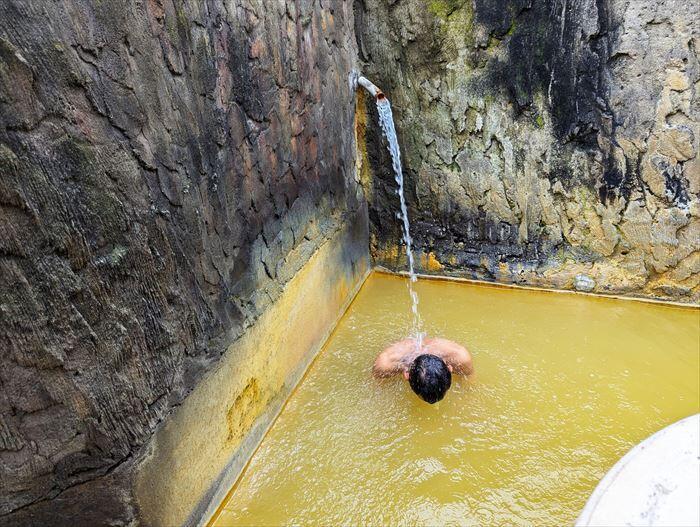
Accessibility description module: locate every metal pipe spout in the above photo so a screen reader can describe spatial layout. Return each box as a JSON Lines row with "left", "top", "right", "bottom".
{"left": 350, "top": 71, "right": 385, "bottom": 100}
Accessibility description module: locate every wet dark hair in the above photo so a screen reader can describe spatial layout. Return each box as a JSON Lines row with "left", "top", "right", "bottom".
{"left": 408, "top": 354, "right": 452, "bottom": 404}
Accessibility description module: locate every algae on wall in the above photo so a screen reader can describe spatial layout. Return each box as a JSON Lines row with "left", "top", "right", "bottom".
{"left": 355, "top": 0, "right": 699, "bottom": 302}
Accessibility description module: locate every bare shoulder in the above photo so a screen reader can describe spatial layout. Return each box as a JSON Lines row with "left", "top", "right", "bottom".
{"left": 425, "top": 337, "right": 473, "bottom": 374}
{"left": 373, "top": 338, "right": 413, "bottom": 378}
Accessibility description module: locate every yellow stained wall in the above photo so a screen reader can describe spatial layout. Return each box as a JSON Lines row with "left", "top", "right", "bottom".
{"left": 134, "top": 210, "right": 369, "bottom": 527}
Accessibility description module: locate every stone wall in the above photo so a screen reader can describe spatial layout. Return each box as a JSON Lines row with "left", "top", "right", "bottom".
{"left": 0, "top": 1, "right": 362, "bottom": 525}
{"left": 356, "top": 0, "right": 699, "bottom": 302}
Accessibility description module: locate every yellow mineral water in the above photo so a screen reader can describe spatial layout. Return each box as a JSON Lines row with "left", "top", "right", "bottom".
{"left": 212, "top": 272, "right": 700, "bottom": 526}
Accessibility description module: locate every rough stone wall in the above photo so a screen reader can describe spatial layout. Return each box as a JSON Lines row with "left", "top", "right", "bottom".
{"left": 356, "top": 0, "right": 699, "bottom": 301}
{"left": 0, "top": 1, "right": 360, "bottom": 525}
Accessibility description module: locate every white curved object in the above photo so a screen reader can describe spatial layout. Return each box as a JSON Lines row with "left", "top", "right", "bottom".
{"left": 357, "top": 75, "right": 382, "bottom": 98}
{"left": 577, "top": 414, "right": 700, "bottom": 527}
{"left": 349, "top": 71, "right": 384, "bottom": 99}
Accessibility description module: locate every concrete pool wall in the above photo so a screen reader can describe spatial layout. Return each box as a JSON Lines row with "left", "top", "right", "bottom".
{"left": 134, "top": 209, "right": 370, "bottom": 527}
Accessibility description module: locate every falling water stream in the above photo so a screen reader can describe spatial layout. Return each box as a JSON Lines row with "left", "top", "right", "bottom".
{"left": 376, "top": 97, "right": 424, "bottom": 348}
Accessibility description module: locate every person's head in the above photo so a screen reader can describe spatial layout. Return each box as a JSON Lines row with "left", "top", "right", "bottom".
{"left": 404, "top": 354, "right": 452, "bottom": 404}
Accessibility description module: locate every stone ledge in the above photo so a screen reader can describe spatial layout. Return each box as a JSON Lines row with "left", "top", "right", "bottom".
{"left": 376, "top": 268, "right": 700, "bottom": 310}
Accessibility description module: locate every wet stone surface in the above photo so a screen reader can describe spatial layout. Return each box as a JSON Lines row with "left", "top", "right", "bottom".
{"left": 355, "top": 0, "right": 699, "bottom": 301}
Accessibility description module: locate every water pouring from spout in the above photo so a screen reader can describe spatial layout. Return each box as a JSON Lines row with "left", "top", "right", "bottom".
{"left": 353, "top": 74, "right": 424, "bottom": 350}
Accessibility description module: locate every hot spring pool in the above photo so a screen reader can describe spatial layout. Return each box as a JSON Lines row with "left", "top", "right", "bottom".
{"left": 210, "top": 272, "right": 700, "bottom": 526}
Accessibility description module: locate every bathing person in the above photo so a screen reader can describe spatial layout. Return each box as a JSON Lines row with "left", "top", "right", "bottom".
{"left": 373, "top": 337, "right": 473, "bottom": 403}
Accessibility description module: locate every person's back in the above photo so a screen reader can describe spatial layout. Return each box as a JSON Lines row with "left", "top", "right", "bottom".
{"left": 373, "top": 337, "right": 473, "bottom": 403}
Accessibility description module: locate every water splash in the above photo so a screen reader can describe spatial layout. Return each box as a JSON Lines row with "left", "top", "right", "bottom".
{"left": 376, "top": 98, "right": 424, "bottom": 349}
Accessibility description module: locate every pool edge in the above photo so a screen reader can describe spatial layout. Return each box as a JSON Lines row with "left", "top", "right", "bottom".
{"left": 132, "top": 208, "right": 371, "bottom": 527}
{"left": 203, "top": 264, "right": 372, "bottom": 527}
{"left": 375, "top": 268, "right": 699, "bottom": 310}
